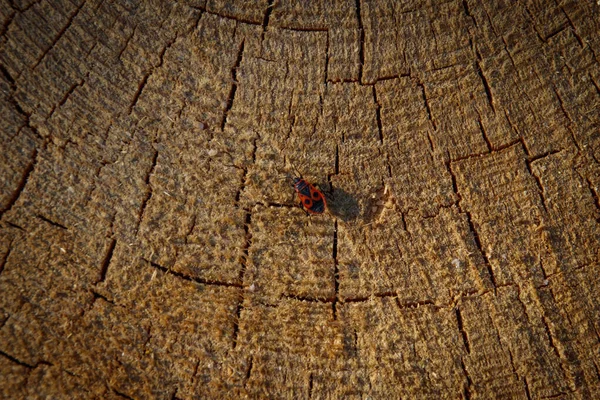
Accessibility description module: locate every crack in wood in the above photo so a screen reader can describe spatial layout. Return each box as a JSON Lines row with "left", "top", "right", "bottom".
{"left": 523, "top": 377, "right": 532, "bottom": 400}
{"left": 286, "top": 89, "right": 295, "bottom": 140}
{"left": 502, "top": 110, "right": 521, "bottom": 139}
{"left": 240, "top": 212, "right": 253, "bottom": 276}
{"left": 372, "top": 86, "right": 383, "bottom": 144}
{"left": 514, "top": 289, "right": 574, "bottom": 388}
{"left": 190, "top": 358, "right": 200, "bottom": 383}
{"left": 311, "top": 291, "right": 439, "bottom": 307}
{"left": 0, "top": 8, "right": 16, "bottom": 38}
{"left": 324, "top": 31, "right": 329, "bottom": 84}
{"left": 541, "top": 315, "right": 562, "bottom": 364}
{"left": 97, "top": 238, "right": 116, "bottom": 284}
{"left": 541, "top": 392, "right": 573, "bottom": 399}
{"left": 146, "top": 259, "right": 242, "bottom": 289}
{"left": 128, "top": 34, "right": 178, "bottom": 115}
{"left": 0, "top": 64, "right": 16, "bottom": 89}
{"left": 221, "top": 39, "right": 245, "bottom": 131}
{"left": 234, "top": 137, "right": 256, "bottom": 205}
{"left": 128, "top": 72, "right": 150, "bottom": 115}
{"left": 0, "top": 149, "right": 37, "bottom": 219}
{"left": 261, "top": 0, "right": 274, "bottom": 41}
{"left": 505, "top": 341, "right": 519, "bottom": 380}
{"left": 230, "top": 131, "right": 258, "bottom": 348}
{"left": 7, "top": 0, "right": 41, "bottom": 12}
{"left": 333, "top": 144, "right": 340, "bottom": 175}
{"left": 589, "top": 73, "right": 600, "bottom": 98}
{"left": 136, "top": 150, "right": 158, "bottom": 234}
{"left": 243, "top": 356, "right": 253, "bottom": 388}
{"left": 332, "top": 219, "right": 339, "bottom": 320}
{"left": 449, "top": 138, "right": 524, "bottom": 163}
{"left": 90, "top": 289, "right": 115, "bottom": 306}
{"left": 560, "top": 7, "right": 584, "bottom": 48}
{"left": 417, "top": 81, "right": 436, "bottom": 130}
{"left": 283, "top": 293, "right": 336, "bottom": 303}
{"left": 522, "top": 5, "right": 545, "bottom": 44}
{"left": 192, "top": 7, "right": 205, "bottom": 33}
{"left": 184, "top": 215, "right": 196, "bottom": 245}
{"left": 326, "top": 144, "right": 339, "bottom": 192}
{"left": 464, "top": 211, "right": 497, "bottom": 290}
{"left": 54, "top": 81, "right": 83, "bottom": 114}
{"left": 455, "top": 307, "right": 471, "bottom": 354}
{"left": 528, "top": 149, "right": 561, "bottom": 163}
{"left": 84, "top": 42, "right": 96, "bottom": 60}
{"left": 187, "top": 5, "right": 259, "bottom": 26}
{"left": 188, "top": 4, "right": 333, "bottom": 32}
{"left": 112, "top": 388, "right": 135, "bottom": 400}
{"left": 0, "top": 349, "right": 52, "bottom": 369}
{"left": 118, "top": 25, "right": 137, "bottom": 61}
{"left": 231, "top": 295, "right": 245, "bottom": 349}
{"left": 355, "top": 0, "right": 364, "bottom": 82}
{"left": 544, "top": 26, "right": 570, "bottom": 44}
{"left": 142, "top": 323, "right": 152, "bottom": 348}
{"left": 36, "top": 214, "right": 68, "bottom": 230}
{"left": 445, "top": 161, "right": 462, "bottom": 210}
{"left": 460, "top": 359, "right": 472, "bottom": 400}
{"left": 276, "top": 26, "right": 328, "bottom": 33}
{"left": 524, "top": 158, "right": 549, "bottom": 215}
{"left": 386, "top": 159, "right": 392, "bottom": 179}
{"left": 328, "top": 74, "right": 412, "bottom": 86}
{"left": 537, "top": 258, "right": 549, "bottom": 281}
{"left": 232, "top": 210, "right": 252, "bottom": 349}
{"left": 475, "top": 58, "right": 495, "bottom": 113}
{"left": 258, "top": 201, "right": 294, "bottom": 209}
{"left": 495, "top": 138, "right": 524, "bottom": 154}
{"left": 431, "top": 63, "right": 461, "bottom": 73}
{"left": 551, "top": 87, "right": 574, "bottom": 127}
{"left": 477, "top": 118, "right": 492, "bottom": 152}
{"left": 33, "top": 0, "right": 86, "bottom": 69}
{"left": 400, "top": 210, "right": 408, "bottom": 231}
{"left": 425, "top": 131, "right": 435, "bottom": 154}
{"left": 5, "top": 221, "right": 25, "bottom": 231}
{"left": 581, "top": 175, "right": 600, "bottom": 221}
{"left": 395, "top": 298, "right": 435, "bottom": 310}
{"left": 0, "top": 315, "right": 7, "bottom": 333}
{"left": 500, "top": 36, "right": 517, "bottom": 69}
{"left": 0, "top": 243, "right": 12, "bottom": 276}
{"left": 462, "top": 0, "right": 477, "bottom": 28}
{"left": 56, "top": 73, "right": 88, "bottom": 112}
{"left": 593, "top": 361, "right": 600, "bottom": 383}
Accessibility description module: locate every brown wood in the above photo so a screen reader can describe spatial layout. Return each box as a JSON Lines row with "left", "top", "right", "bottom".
{"left": 1, "top": 0, "right": 600, "bottom": 398}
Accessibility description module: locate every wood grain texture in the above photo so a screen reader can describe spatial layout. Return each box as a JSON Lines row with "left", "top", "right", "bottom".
{"left": 1, "top": 0, "right": 599, "bottom": 398}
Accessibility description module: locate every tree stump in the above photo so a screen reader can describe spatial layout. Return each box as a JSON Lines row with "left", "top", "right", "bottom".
{"left": 1, "top": 0, "right": 600, "bottom": 398}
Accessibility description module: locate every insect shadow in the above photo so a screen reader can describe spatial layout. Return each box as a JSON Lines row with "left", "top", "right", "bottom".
{"left": 322, "top": 185, "right": 361, "bottom": 222}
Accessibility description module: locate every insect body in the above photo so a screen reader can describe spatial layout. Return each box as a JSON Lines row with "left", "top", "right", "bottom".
{"left": 293, "top": 177, "right": 327, "bottom": 214}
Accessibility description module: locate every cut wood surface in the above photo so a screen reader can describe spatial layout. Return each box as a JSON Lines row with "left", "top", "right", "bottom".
{"left": 1, "top": 0, "right": 600, "bottom": 398}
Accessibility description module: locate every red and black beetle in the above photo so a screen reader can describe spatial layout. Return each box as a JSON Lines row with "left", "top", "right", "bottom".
{"left": 293, "top": 177, "right": 327, "bottom": 214}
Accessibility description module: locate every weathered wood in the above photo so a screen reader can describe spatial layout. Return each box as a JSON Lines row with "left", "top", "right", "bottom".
{"left": 1, "top": 0, "right": 600, "bottom": 398}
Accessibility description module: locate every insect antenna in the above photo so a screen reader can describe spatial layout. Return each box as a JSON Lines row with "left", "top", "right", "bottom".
{"left": 286, "top": 158, "right": 303, "bottom": 178}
